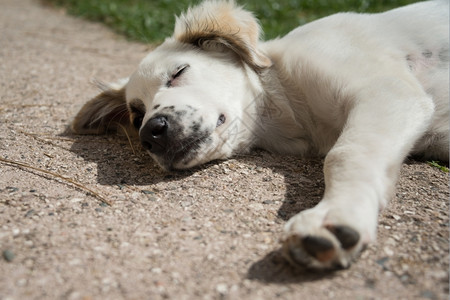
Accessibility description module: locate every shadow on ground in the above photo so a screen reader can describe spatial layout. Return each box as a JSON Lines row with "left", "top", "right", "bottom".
{"left": 246, "top": 249, "right": 337, "bottom": 283}
{"left": 67, "top": 131, "right": 325, "bottom": 214}
{"left": 65, "top": 131, "right": 195, "bottom": 185}
{"left": 67, "top": 131, "right": 328, "bottom": 282}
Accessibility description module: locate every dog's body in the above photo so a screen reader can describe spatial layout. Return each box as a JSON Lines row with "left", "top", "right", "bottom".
{"left": 72, "top": 0, "right": 449, "bottom": 269}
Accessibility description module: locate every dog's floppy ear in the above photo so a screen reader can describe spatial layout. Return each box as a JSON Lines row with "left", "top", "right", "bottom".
{"left": 71, "top": 80, "right": 130, "bottom": 135}
{"left": 174, "top": 0, "right": 272, "bottom": 71}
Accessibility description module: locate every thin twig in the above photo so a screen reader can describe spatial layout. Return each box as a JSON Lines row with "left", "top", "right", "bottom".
{"left": 18, "top": 130, "right": 73, "bottom": 151}
{"left": 19, "top": 130, "right": 77, "bottom": 143}
{"left": 117, "top": 123, "right": 136, "bottom": 155}
{"left": 19, "top": 130, "right": 131, "bottom": 145}
{"left": 0, "top": 157, "right": 112, "bottom": 206}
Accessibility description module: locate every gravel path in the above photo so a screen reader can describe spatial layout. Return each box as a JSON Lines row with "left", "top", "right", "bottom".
{"left": 0, "top": 1, "right": 448, "bottom": 299}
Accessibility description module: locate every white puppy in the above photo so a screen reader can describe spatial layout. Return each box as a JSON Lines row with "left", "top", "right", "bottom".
{"left": 72, "top": 0, "right": 449, "bottom": 269}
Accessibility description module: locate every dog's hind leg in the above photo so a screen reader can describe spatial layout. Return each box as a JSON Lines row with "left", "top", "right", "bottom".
{"left": 282, "top": 77, "right": 435, "bottom": 269}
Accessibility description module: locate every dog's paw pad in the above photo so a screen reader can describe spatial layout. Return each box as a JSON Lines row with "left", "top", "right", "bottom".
{"left": 326, "top": 225, "right": 360, "bottom": 249}
{"left": 282, "top": 223, "right": 365, "bottom": 270}
{"left": 303, "top": 236, "right": 335, "bottom": 262}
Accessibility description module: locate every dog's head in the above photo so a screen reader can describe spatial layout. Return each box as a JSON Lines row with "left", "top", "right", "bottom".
{"left": 71, "top": 0, "right": 272, "bottom": 170}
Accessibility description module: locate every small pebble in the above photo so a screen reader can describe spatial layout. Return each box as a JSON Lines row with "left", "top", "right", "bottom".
{"left": 25, "top": 210, "right": 35, "bottom": 218}
{"left": 142, "top": 190, "right": 155, "bottom": 195}
{"left": 430, "top": 270, "right": 448, "bottom": 280}
{"left": 384, "top": 246, "right": 394, "bottom": 256}
{"left": 420, "top": 290, "right": 437, "bottom": 300}
{"left": 375, "top": 256, "right": 389, "bottom": 266}
{"left": 6, "top": 186, "right": 19, "bottom": 193}
{"left": 216, "top": 283, "right": 228, "bottom": 294}
{"left": 17, "top": 278, "right": 27, "bottom": 287}
{"left": 24, "top": 258, "right": 34, "bottom": 268}
{"left": 3, "top": 249, "right": 15, "bottom": 262}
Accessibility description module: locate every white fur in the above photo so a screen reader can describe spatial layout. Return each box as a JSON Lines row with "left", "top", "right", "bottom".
{"left": 73, "top": 0, "right": 449, "bottom": 269}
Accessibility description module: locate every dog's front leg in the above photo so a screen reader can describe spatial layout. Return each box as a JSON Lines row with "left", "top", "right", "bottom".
{"left": 282, "top": 79, "right": 435, "bottom": 269}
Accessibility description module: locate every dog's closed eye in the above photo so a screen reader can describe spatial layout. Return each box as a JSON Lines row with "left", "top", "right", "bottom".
{"left": 167, "top": 64, "right": 190, "bottom": 87}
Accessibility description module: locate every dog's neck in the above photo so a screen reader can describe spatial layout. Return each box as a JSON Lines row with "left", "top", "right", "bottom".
{"left": 239, "top": 65, "right": 313, "bottom": 156}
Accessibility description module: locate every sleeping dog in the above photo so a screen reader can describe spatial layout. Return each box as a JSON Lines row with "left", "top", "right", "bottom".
{"left": 72, "top": 0, "right": 449, "bottom": 269}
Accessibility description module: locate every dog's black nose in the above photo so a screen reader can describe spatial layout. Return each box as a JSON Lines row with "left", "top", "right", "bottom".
{"left": 140, "top": 116, "right": 169, "bottom": 154}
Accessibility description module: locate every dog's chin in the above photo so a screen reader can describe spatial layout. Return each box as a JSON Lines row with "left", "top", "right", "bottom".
{"left": 149, "top": 149, "right": 204, "bottom": 171}
{"left": 147, "top": 132, "right": 218, "bottom": 171}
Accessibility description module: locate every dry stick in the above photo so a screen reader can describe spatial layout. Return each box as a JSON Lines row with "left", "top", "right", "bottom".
{"left": 18, "top": 131, "right": 73, "bottom": 152}
{"left": 117, "top": 123, "right": 136, "bottom": 155}
{"left": 0, "top": 157, "right": 112, "bottom": 206}
{"left": 19, "top": 130, "right": 131, "bottom": 145}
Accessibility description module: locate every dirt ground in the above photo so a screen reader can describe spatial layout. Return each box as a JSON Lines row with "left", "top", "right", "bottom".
{"left": 0, "top": 0, "right": 449, "bottom": 299}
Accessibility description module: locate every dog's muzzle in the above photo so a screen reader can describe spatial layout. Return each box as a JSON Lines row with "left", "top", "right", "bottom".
{"left": 139, "top": 114, "right": 211, "bottom": 169}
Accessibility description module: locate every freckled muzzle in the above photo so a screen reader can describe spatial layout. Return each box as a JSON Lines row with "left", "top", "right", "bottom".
{"left": 139, "top": 113, "right": 212, "bottom": 170}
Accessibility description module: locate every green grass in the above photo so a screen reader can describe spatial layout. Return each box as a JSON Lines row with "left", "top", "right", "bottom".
{"left": 46, "top": 0, "right": 419, "bottom": 44}
{"left": 428, "top": 161, "right": 450, "bottom": 173}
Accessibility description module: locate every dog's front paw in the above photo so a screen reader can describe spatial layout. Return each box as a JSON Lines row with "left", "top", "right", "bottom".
{"left": 282, "top": 206, "right": 373, "bottom": 270}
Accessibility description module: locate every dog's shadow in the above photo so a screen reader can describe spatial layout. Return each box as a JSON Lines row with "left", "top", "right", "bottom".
{"left": 67, "top": 132, "right": 197, "bottom": 185}
{"left": 236, "top": 151, "right": 334, "bottom": 283}
{"left": 246, "top": 249, "right": 336, "bottom": 283}
{"left": 67, "top": 131, "right": 330, "bottom": 283}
